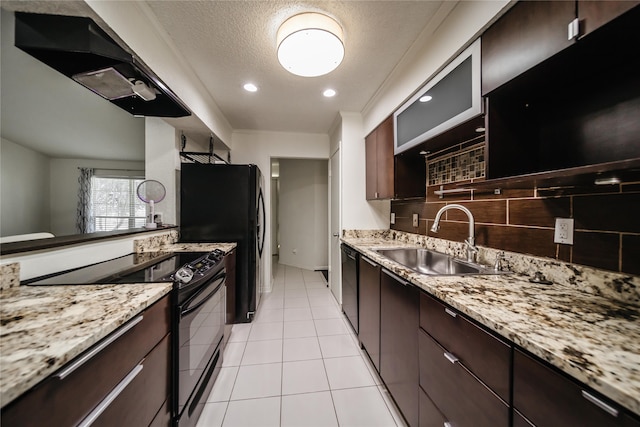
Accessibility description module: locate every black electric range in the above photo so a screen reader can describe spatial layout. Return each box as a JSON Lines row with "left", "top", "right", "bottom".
{"left": 23, "top": 251, "right": 219, "bottom": 287}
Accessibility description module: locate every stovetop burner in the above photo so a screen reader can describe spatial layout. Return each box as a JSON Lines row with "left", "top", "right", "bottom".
{"left": 24, "top": 251, "right": 222, "bottom": 286}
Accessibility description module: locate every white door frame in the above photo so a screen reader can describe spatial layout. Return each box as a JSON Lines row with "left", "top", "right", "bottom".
{"left": 329, "top": 144, "right": 341, "bottom": 304}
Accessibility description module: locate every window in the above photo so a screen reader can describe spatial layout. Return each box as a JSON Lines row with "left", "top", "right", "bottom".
{"left": 91, "top": 176, "right": 147, "bottom": 231}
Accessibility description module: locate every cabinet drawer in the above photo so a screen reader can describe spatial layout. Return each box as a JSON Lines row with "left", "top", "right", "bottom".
{"left": 418, "top": 329, "right": 509, "bottom": 427}
{"left": 514, "top": 349, "right": 640, "bottom": 427}
{"left": 91, "top": 333, "right": 170, "bottom": 427}
{"left": 419, "top": 386, "right": 446, "bottom": 427}
{"left": 419, "top": 292, "right": 510, "bottom": 402}
{"left": 2, "top": 295, "right": 170, "bottom": 427}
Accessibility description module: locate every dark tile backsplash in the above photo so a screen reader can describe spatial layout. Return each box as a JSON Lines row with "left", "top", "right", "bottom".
{"left": 391, "top": 179, "right": 640, "bottom": 275}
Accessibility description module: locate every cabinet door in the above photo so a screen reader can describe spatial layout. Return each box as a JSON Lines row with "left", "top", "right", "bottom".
{"left": 91, "top": 334, "right": 171, "bottom": 427}
{"left": 481, "top": 0, "right": 575, "bottom": 95}
{"left": 380, "top": 269, "right": 419, "bottom": 427}
{"left": 514, "top": 349, "right": 640, "bottom": 427}
{"left": 418, "top": 329, "right": 509, "bottom": 427}
{"left": 365, "top": 130, "right": 378, "bottom": 200}
{"left": 419, "top": 386, "right": 447, "bottom": 427}
{"left": 358, "top": 256, "right": 381, "bottom": 370}
{"left": 375, "top": 115, "right": 395, "bottom": 199}
{"left": 578, "top": 1, "right": 640, "bottom": 37}
{"left": 419, "top": 292, "right": 511, "bottom": 403}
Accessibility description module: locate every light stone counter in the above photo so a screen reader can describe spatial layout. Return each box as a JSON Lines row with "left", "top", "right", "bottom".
{"left": 0, "top": 241, "right": 236, "bottom": 408}
{"left": 341, "top": 231, "right": 640, "bottom": 417}
{"left": 0, "top": 283, "right": 172, "bottom": 407}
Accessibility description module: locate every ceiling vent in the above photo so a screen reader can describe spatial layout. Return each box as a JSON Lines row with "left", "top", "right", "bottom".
{"left": 14, "top": 12, "right": 190, "bottom": 118}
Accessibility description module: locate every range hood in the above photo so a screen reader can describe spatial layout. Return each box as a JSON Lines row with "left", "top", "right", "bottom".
{"left": 14, "top": 12, "right": 191, "bottom": 118}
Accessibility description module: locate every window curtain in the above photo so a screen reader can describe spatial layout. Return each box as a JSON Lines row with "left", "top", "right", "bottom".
{"left": 76, "top": 167, "right": 95, "bottom": 233}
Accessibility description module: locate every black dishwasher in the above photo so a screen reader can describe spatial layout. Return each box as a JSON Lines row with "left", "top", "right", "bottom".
{"left": 341, "top": 244, "right": 359, "bottom": 334}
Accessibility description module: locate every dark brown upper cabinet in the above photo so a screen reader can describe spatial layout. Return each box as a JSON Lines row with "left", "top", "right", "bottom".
{"left": 366, "top": 115, "right": 395, "bottom": 200}
{"left": 482, "top": 1, "right": 575, "bottom": 96}
{"left": 482, "top": 1, "right": 640, "bottom": 95}
{"left": 366, "top": 115, "right": 425, "bottom": 200}
{"left": 578, "top": 0, "right": 640, "bottom": 38}
{"left": 478, "top": 2, "right": 640, "bottom": 188}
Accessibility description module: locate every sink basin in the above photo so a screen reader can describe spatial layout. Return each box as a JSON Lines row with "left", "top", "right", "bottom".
{"left": 374, "top": 248, "right": 503, "bottom": 276}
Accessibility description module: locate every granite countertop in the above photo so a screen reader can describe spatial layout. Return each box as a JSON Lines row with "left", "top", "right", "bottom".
{"left": 342, "top": 235, "right": 640, "bottom": 417}
{"left": 0, "top": 242, "right": 236, "bottom": 408}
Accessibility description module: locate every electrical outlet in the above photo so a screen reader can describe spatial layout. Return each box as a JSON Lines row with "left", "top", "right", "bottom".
{"left": 390, "top": 213, "right": 396, "bottom": 224}
{"left": 412, "top": 213, "right": 419, "bottom": 227}
{"left": 554, "top": 218, "right": 574, "bottom": 245}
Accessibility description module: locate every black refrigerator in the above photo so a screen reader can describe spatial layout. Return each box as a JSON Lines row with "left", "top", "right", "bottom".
{"left": 180, "top": 163, "right": 265, "bottom": 323}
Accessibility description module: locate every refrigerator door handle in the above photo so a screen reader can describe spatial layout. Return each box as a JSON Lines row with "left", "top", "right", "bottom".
{"left": 257, "top": 188, "right": 266, "bottom": 258}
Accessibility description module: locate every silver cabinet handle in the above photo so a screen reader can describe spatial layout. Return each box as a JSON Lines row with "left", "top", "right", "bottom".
{"left": 363, "top": 257, "right": 377, "bottom": 267}
{"left": 56, "top": 315, "right": 143, "bottom": 380}
{"left": 78, "top": 363, "right": 143, "bottom": 427}
{"left": 444, "top": 308, "right": 457, "bottom": 318}
{"left": 347, "top": 254, "right": 356, "bottom": 261}
{"left": 582, "top": 390, "right": 619, "bottom": 417}
{"left": 333, "top": 233, "right": 339, "bottom": 237}
{"left": 382, "top": 269, "right": 409, "bottom": 286}
{"left": 444, "top": 352, "right": 459, "bottom": 364}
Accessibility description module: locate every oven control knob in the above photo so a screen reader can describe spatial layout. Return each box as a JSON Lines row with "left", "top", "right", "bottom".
{"left": 174, "top": 267, "right": 194, "bottom": 284}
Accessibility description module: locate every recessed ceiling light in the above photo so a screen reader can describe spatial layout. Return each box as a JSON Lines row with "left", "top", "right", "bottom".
{"left": 243, "top": 83, "right": 258, "bottom": 92}
{"left": 419, "top": 95, "right": 432, "bottom": 103}
{"left": 323, "top": 89, "right": 336, "bottom": 97}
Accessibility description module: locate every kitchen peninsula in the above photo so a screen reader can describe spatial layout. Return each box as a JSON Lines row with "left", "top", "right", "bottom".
{"left": 0, "top": 233, "right": 236, "bottom": 426}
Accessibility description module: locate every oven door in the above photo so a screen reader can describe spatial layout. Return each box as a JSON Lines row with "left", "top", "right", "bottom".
{"left": 176, "top": 269, "right": 225, "bottom": 423}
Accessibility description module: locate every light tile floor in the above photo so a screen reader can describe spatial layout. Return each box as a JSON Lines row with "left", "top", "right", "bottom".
{"left": 196, "top": 264, "right": 407, "bottom": 427}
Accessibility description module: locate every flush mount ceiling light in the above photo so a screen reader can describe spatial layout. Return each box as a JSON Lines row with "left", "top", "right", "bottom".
{"left": 277, "top": 12, "right": 344, "bottom": 77}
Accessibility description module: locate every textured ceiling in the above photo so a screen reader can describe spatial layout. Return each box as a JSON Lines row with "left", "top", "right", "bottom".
{"left": 145, "top": 0, "right": 448, "bottom": 133}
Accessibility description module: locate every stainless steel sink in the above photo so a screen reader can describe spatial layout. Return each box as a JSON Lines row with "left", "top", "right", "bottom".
{"left": 374, "top": 248, "right": 504, "bottom": 276}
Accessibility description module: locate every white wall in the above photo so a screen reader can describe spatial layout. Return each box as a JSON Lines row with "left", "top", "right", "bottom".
{"left": 48, "top": 158, "right": 145, "bottom": 236}
{"left": 145, "top": 118, "right": 180, "bottom": 226}
{"left": 278, "top": 159, "right": 328, "bottom": 270}
{"left": 231, "top": 130, "right": 330, "bottom": 290}
{"left": 339, "top": 113, "right": 390, "bottom": 231}
{"left": 0, "top": 138, "right": 51, "bottom": 236}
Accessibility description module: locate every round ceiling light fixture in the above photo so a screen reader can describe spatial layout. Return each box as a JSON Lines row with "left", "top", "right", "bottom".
{"left": 277, "top": 12, "right": 344, "bottom": 77}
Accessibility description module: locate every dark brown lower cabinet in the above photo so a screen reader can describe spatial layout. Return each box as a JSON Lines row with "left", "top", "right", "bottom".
{"left": 358, "top": 256, "right": 381, "bottom": 371}
{"left": 91, "top": 334, "right": 171, "bottom": 427}
{"left": 419, "top": 386, "right": 446, "bottom": 427}
{"left": 1, "top": 295, "right": 171, "bottom": 427}
{"left": 380, "top": 269, "right": 419, "bottom": 427}
{"left": 418, "top": 329, "right": 509, "bottom": 427}
{"left": 513, "top": 409, "right": 536, "bottom": 427}
{"left": 513, "top": 349, "right": 640, "bottom": 427}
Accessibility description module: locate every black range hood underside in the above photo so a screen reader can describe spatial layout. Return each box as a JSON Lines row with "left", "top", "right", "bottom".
{"left": 14, "top": 12, "right": 191, "bottom": 118}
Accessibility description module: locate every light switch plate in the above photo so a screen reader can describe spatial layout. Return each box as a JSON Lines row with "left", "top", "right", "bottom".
{"left": 412, "top": 213, "right": 419, "bottom": 227}
{"left": 390, "top": 213, "right": 396, "bottom": 224}
{"left": 554, "top": 218, "right": 574, "bottom": 244}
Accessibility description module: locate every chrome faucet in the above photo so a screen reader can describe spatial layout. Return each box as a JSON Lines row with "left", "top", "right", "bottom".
{"left": 430, "top": 204, "right": 478, "bottom": 263}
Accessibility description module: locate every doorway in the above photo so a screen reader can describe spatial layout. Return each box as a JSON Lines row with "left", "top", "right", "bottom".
{"left": 271, "top": 158, "right": 329, "bottom": 273}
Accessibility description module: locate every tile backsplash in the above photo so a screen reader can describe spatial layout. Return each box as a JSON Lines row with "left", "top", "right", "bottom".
{"left": 393, "top": 147, "right": 640, "bottom": 276}
{"left": 428, "top": 143, "right": 485, "bottom": 185}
